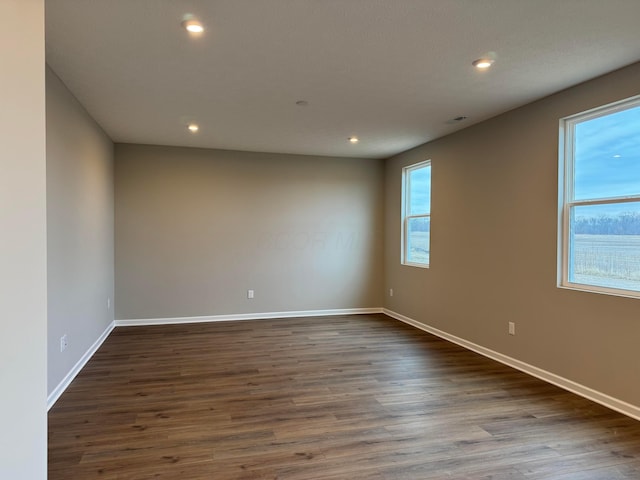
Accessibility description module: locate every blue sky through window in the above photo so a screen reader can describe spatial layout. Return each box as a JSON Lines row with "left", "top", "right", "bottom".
{"left": 574, "top": 104, "right": 640, "bottom": 215}
{"left": 409, "top": 164, "right": 431, "bottom": 215}
{"left": 563, "top": 99, "right": 640, "bottom": 292}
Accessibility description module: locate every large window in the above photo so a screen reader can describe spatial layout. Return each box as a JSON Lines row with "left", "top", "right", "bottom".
{"left": 559, "top": 96, "right": 640, "bottom": 298}
{"left": 402, "top": 160, "right": 431, "bottom": 267}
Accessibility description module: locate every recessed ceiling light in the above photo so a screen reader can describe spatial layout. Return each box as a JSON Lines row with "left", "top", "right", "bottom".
{"left": 472, "top": 58, "right": 494, "bottom": 69}
{"left": 187, "top": 123, "right": 199, "bottom": 133}
{"left": 349, "top": 137, "right": 359, "bottom": 144}
{"left": 182, "top": 19, "right": 204, "bottom": 33}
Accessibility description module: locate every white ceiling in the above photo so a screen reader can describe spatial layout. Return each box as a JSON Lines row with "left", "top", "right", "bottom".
{"left": 45, "top": 0, "right": 640, "bottom": 159}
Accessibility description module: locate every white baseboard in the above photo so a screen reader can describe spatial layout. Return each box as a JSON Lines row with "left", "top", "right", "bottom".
{"left": 53, "top": 308, "right": 638, "bottom": 422}
{"left": 383, "top": 308, "right": 640, "bottom": 421}
{"left": 48, "top": 309, "right": 382, "bottom": 408}
{"left": 116, "top": 307, "right": 384, "bottom": 327}
{"left": 47, "top": 320, "right": 115, "bottom": 411}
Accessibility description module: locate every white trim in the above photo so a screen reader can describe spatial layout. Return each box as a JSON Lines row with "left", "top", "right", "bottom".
{"left": 47, "top": 320, "right": 115, "bottom": 411}
{"left": 46, "top": 309, "right": 383, "bottom": 410}
{"left": 558, "top": 95, "right": 640, "bottom": 300}
{"left": 563, "top": 92, "right": 640, "bottom": 123}
{"left": 53, "top": 309, "right": 640, "bottom": 422}
{"left": 570, "top": 196, "right": 640, "bottom": 207}
{"left": 47, "top": 307, "right": 383, "bottom": 411}
{"left": 383, "top": 308, "right": 640, "bottom": 421}
{"left": 116, "top": 308, "right": 384, "bottom": 327}
{"left": 401, "top": 160, "right": 431, "bottom": 267}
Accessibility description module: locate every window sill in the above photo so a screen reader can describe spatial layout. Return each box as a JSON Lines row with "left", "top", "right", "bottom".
{"left": 558, "top": 282, "right": 640, "bottom": 300}
{"left": 402, "top": 262, "right": 430, "bottom": 269}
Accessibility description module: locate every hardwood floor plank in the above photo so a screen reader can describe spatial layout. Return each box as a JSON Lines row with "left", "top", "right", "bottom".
{"left": 48, "top": 314, "right": 640, "bottom": 479}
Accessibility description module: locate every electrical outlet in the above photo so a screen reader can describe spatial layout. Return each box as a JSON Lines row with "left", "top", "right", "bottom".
{"left": 508, "top": 322, "right": 515, "bottom": 336}
{"left": 247, "top": 289, "right": 254, "bottom": 299}
{"left": 60, "top": 334, "right": 68, "bottom": 352}
{"left": 389, "top": 288, "right": 394, "bottom": 297}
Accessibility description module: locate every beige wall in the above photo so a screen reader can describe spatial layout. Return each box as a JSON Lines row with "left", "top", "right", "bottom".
{"left": 46, "top": 67, "right": 114, "bottom": 396}
{"left": 385, "top": 62, "right": 640, "bottom": 407}
{"left": 115, "top": 144, "right": 384, "bottom": 319}
{"left": 0, "top": 0, "right": 47, "bottom": 478}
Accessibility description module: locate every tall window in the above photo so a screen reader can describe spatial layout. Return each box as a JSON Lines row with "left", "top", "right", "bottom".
{"left": 559, "top": 96, "right": 640, "bottom": 298}
{"left": 402, "top": 160, "right": 431, "bottom": 267}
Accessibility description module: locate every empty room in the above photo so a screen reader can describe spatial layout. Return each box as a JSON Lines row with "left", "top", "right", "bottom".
{"left": 2, "top": 1, "right": 640, "bottom": 479}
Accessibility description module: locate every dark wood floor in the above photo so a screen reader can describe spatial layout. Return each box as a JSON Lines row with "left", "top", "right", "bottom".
{"left": 49, "top": 314, "right": 640, "bottom": 479}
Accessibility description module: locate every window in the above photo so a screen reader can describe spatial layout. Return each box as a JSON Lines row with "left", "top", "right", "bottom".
{"left": 559, "top": 96, "right": 640, "bottom": 298}
{"left": 402, "top": 160, "right": 431, "bottom": 267}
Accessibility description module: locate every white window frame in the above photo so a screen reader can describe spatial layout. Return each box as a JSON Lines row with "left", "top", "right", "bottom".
{"left": 558, "top": 94, "right": 640, "bottom": 299}
{"left": 402, "top": 160, "right": 431, "bottom": 268}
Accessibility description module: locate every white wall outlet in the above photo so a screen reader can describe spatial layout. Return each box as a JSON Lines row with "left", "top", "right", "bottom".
{"left": 508, "top": 322, "right": 516, "bottom": 336}
{"left": 247, "top": 289, "right": 254, "bottom": 299}
{"left": 60, "top": 334, "right": 68, "bottom": 352}
{"left": 389, "top": 288, "right": 394, "bottom": 297}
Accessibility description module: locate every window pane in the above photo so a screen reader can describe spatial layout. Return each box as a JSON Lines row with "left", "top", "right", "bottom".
{"left": 574, "top": 104, "right": 640, "bottom": 200}
{"left": 569, "top": 202, "right": 640, "bottom": 291}
{"left": 408, "top": 165, "right": 431, "bottom": 215}
{"left": 407, "top": 217, "right": 430, "bottom": 264}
